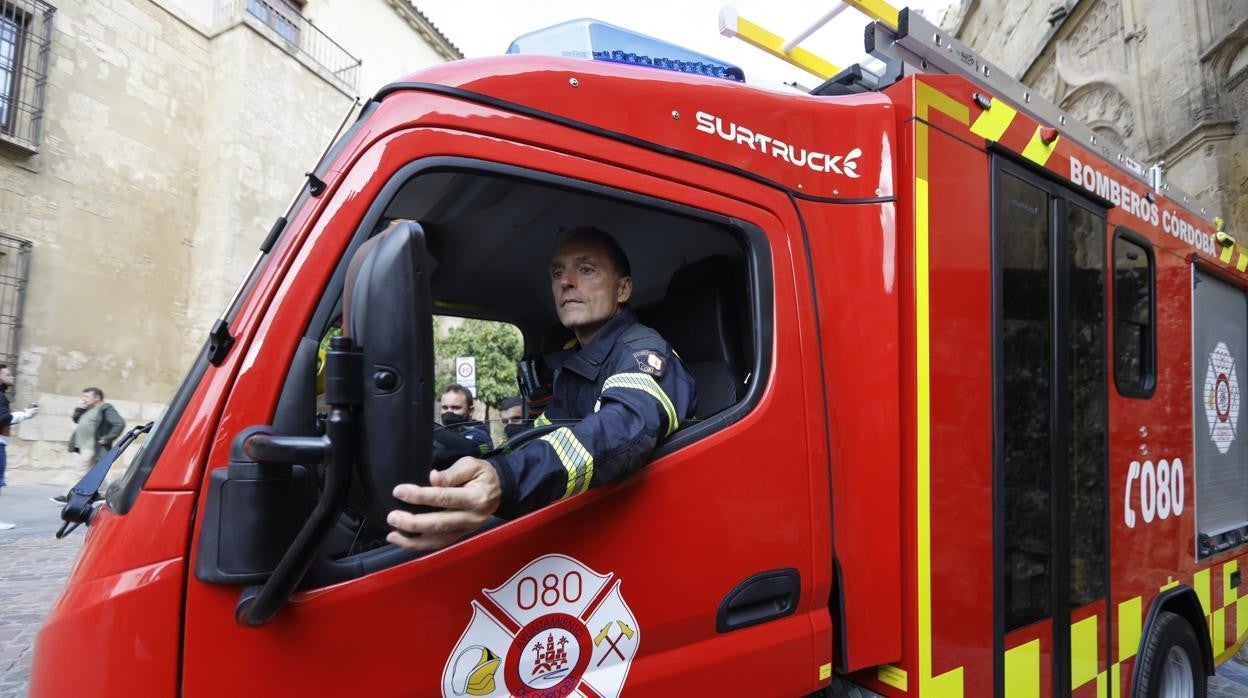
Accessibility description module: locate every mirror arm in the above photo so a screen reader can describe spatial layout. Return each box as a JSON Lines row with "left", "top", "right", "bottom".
{"left": 235, "top": 336, "right": 363, "bottom": 627}
{"left": 243, "top": 433, "right": 331, "bottom": 464}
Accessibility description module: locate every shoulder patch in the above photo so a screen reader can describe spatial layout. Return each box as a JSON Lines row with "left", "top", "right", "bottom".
{"left": 633, "top": 350, "right": 666, "bottom": 377}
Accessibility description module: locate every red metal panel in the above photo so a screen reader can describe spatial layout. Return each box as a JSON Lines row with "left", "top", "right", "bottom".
{"left": 29, "top": 492, "right": 194, "bottom": 697}
{"left": 922, "top": 115, "right": 996, "bottom": 698}
{"left": 387, "top": 55, "right": 894, "bottom": 202}
{"left": 1108, "top": 244, "right": 1195, "bottom": 605}
{"left": 796, "top": 198, "right": 903, "bottom": 670}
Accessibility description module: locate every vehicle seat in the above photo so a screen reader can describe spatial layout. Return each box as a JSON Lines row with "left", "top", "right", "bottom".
{"left": 641, "top": 255, "right": 747, "bottom": 420}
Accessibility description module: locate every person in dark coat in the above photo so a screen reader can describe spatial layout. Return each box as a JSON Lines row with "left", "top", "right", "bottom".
{"left": 497, "top": 395, "right": 526, "bottom": 444}
{"left": 387, "top": 226, "right": 696, "bottom": 550}
{"left": 439, "top": 383, "right": 493, "bottom": 453}
{"left": 0, "top": 364, "right": 38, "bottom": 529}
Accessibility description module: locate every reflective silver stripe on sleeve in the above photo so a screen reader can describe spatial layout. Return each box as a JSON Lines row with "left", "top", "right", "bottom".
{"left": 601, "top": 372, "right": 679, "bottom": 436}
{"left": 539, "top": 427, "right": 594, "bottom": 497}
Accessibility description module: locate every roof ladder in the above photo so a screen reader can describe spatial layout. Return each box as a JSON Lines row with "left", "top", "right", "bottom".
{"left": 719, "top": 2, "right": 1220, "bottom": 224}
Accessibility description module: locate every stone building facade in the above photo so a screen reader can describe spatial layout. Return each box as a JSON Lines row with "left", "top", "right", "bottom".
{"left": 0, "top": 0, "right": 458, "bottom": 483}
{"left": 944, "top": 0, "right": 1247, "bottom": 235}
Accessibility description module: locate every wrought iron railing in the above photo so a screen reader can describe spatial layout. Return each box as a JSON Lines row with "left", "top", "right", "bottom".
{"left": 215, "top": 0, "right": 361, "bottom": 92}
{"left": 0, "top": 233, "right": 32, "bottom": 368}
{"left": 0, "top": 0, "right": 55, "bottom": 153}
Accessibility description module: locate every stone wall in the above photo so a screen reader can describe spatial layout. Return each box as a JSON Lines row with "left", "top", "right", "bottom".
{"left": 945, "top": 0, "right": 1248, "bottom": 235}
{"left": 0, "top": 0, "right": 455, "bottom": 484}
{"left": 0, "top": 0, "right": 211, "bottom": 483}
{"left": 181, "top": 16, "right": 355, "bottom": 346}
{"left": 10, "top": 393, "right": 165, "bottom": 486}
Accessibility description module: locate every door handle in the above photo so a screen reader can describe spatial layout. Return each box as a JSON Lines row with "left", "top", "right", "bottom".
{"left": 716, "top": 568, "right": 800, "bottom": 633}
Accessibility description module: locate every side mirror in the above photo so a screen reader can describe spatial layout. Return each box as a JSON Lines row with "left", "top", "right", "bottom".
{"left": 199, "top": 221, "right": 434, "bottom": 627}
{"left": 344, "top": 220, "right": 435, "bottom": 528}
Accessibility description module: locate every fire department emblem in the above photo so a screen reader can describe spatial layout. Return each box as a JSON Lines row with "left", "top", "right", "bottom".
{"left": 1204, "top": 342, "right": 1240, "bottom": 454}
{"left": 443, "top": 554, "right": 640, "bottom": 698}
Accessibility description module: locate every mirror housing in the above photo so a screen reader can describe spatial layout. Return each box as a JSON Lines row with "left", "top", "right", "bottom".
{"left": 344, "top": 220, "right": 435, "bottom": 528}
{"left": 195, "top": 426, "right": 316, "bottom": 585}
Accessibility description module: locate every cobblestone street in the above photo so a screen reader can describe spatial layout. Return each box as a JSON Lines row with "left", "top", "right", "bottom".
{"left": 0, "top": 484, "right": 84, "bottom": 698}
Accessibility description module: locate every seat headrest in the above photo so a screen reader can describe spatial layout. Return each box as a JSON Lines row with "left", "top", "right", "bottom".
{"left": 650, "top": 256, "right": 739, "bottom": 367}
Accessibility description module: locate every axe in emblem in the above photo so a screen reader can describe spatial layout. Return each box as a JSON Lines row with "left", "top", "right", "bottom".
{"left": 594, "top": 623, "right": 613, "bottom": 646}
{"left": 595, "top": 620, "right": 636, "bottom": 667}
{"left": 615, "top": 620, "right": 635, "bottom": 639}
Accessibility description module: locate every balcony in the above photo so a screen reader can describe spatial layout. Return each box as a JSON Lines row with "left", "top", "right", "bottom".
{"left": 214, "top": 0, "right": 361, "bottom": 93}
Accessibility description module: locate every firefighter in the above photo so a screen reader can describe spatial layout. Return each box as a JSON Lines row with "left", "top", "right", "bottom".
{"left": 386, "top": 226, "right": 697, "bottom": 550}
{"left": 439, "top": 383, "right": 493, "bottom": 452}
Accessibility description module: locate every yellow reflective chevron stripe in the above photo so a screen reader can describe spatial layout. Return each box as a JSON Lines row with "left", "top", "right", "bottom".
{"left": 970, "top": 98, "right": 1017, "bottom": 142}
{"left": 1021, "top": 125, "right": 1060, "bottom": 166}
{"left": 534, "top": 413, "right": 551, "bottom": 427}
{"left": 601, "top": 372, "right": 679, "bottom": 436}
{"left": 539, "top": 427, "right": 594, "bottom": 497}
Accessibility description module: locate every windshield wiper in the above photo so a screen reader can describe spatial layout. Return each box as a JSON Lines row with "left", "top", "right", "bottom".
{"left": 56, "top": 421, "right": 154, "bottom": 539}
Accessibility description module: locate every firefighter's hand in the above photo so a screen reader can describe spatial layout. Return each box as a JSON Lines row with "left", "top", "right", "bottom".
{"left": 386, "top": 457, "right": 502, "bottom": 551}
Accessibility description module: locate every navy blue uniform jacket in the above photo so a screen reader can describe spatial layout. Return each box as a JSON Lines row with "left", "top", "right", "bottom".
{"left": 450, "top": 420, "right": 493, "bottom": 452}
{"left": 490, "top": 307, "right": 696, "bottom": 518}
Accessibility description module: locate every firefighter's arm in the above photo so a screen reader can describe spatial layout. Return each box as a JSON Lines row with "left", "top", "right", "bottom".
{"left": 386, "top": 456, "right": 502, "bottom": 551}
{"left": 490, "top": 364, "right": 689, "bottom": 519}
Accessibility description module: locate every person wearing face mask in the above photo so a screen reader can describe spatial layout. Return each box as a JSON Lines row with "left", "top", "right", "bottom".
{"left": 497, "top": 395, "right": 526, "bottom": 445}
{"left": 440, "top": 383, "right": 493, "bottom": 453}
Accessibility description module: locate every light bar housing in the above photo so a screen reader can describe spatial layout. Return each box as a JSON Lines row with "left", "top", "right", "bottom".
{"left": 508, "top": 18, "right": 745, "bottom": 82}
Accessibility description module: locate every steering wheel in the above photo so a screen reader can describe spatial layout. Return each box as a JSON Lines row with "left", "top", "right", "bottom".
{"left": 482, "top": 422, "right": 563, "bottom": 459}
{"left": 431, "top": 421, "right": 484, "bottom": 470}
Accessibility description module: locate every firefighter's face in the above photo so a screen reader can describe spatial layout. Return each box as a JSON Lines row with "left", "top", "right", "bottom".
{"left": 550, "top": 235, "right": 632, "bottom": 341}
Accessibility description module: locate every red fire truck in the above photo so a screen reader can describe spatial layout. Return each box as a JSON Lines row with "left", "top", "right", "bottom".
{"left": 29, "top": 4, "right": 1246, "bottom": 697}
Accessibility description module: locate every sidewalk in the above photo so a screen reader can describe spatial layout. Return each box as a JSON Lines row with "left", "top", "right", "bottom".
{"left": 0, "top": 483, "right": 80, "bottom": 535}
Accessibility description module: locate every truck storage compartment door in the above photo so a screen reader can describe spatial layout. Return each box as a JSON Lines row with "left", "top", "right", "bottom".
{"left": 1192, "top": 270, "right": 1248, "bottom": 558}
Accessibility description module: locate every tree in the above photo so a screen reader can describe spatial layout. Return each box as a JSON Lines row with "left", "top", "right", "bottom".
{"left": 434, "top": 318, "right": 523, "bottom": 420}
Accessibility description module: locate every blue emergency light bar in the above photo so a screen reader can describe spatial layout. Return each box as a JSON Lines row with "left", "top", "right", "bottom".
{"left": 507, "top": 18, "right": 745, "bottom": 82}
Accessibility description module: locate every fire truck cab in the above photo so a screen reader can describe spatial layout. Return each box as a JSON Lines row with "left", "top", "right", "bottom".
{"left": 29, "top": 9, "right": 1248, "bottom": 698}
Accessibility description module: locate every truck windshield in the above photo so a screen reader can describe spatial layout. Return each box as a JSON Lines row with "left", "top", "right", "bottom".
{"left": 106, "top": 345, "right": 209, "bottom": 514}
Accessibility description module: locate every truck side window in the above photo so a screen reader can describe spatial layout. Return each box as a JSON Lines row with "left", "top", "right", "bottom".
{"left": 1113, "top": 231, "right": 1155, "bottom": 397}
{"left": 288, "top": 166, "right": 768, "bottom": 573}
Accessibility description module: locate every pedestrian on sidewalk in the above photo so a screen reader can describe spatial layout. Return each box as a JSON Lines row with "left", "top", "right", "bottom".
{"left": 53, "top": 387, "right": 124, "bottom": 505}
{"left": 0, "top": 364, "right": 38, "bottom": 530}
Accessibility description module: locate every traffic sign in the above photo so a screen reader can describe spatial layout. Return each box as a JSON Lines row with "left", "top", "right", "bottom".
{"left": 455, "top": 356, "right": 476, "bottom": 396}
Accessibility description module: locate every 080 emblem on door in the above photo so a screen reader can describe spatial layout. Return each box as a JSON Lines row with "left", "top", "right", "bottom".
{"left": 443, "top": 554, "right": 640, "bottom": 697}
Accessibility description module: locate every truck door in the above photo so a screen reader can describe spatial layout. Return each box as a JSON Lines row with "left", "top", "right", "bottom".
{"left": 993, "top": 157, "right": 1111, "bottom": 697}
{"left": 181, "top": 122, "right": 830, "bottom": 697}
